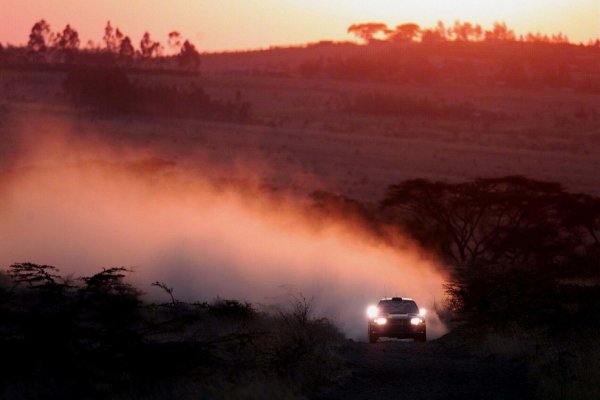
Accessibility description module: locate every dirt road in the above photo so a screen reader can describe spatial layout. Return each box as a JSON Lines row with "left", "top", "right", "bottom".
{"left": 318, "top": 338, "right": 533, "bottom": 400}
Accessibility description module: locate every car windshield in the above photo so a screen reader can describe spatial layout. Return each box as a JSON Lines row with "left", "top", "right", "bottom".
{"left": 378, "top": 300, "right": 418, "bottom": 314}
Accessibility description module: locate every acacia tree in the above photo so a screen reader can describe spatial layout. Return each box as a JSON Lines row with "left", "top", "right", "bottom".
{"left": 388, "top": 23, "right": 421, "bottom": 43}
{"left": 381, "top": 176, "right": 570, "bottom": 270}
{"left": 381, "top": 176, "right": 600, "bottom": 323}
{"left": 347, "top": 22, "right": 390, "bottom": 44}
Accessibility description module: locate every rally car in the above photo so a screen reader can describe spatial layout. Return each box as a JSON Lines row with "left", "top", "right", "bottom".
{"left": 367, "top": 297, "right": 426, "bottom": 343}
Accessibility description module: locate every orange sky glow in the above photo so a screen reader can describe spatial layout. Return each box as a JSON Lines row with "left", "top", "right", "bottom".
{"left": 0, "top": 0, "right": 599, "bottom": 51}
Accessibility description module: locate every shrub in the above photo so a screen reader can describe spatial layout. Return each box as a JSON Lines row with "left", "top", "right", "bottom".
{"left": 63, "top": 67, "right": 137, "bottom": 113}
{"left": 62, "top": 67, "right": 252, "bottom": 121}
{"left": 0, "top": 264, "right": 346, "bottom": 399}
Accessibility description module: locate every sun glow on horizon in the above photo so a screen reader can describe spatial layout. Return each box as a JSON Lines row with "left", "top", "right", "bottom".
{"left": 0, "top": 0, "right": 598, "bottom": 51}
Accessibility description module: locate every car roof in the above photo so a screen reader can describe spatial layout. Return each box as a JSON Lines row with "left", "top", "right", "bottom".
{"left": 379, "top": 297, "right": 414, "bottom": 302}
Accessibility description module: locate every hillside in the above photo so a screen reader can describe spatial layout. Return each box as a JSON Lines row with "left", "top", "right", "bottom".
{"left": 2, "top": 41, "right": 599, "bottom": 200}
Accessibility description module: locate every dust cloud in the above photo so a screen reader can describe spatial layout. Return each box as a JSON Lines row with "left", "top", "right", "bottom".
{"left": 0, "top": 127, "right": 448, "bottom": 339}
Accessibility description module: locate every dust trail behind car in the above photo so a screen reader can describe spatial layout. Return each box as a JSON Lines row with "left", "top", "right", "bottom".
{"left": 0, "top": 126, "right": 448, "bottom": 339}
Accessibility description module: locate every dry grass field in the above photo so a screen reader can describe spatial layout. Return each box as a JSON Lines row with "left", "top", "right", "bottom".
{"left": 2, "top": 50, "right": 599, "bottom": 201}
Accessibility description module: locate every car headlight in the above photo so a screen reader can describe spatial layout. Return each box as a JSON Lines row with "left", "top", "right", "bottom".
{"left": 410, "top": 317, "right": 424, "bottom": 325}
{"left": 419, "top": 308, "right": 427, "bottom": 317}
{"left": 374, "top": 317, "right": 387, "bottom": 325}
{"left": 367, "top": 305, "right": 379, "bottom": 319}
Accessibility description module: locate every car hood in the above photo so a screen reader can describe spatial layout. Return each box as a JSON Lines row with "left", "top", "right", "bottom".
{"left": 381, "top": 313, "right": 419, "bottom": 319}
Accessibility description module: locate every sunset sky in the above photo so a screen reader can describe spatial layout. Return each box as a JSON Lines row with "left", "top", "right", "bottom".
{"left": 1, "top": 0, "right": 599, "bottom": 51}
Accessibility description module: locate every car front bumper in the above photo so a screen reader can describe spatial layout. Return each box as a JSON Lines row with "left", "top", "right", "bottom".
{"left": 369, "top": 317, "right": 426, "bottom": 338}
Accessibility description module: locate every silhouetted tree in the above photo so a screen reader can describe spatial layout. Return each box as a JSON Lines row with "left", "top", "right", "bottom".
{"left": 55, "top": 24, "right": 80, "bottom": 50}
{"left": 345, "top": 19, "right": 579, "bottom": 46}
{"left": 78, "top": 267, "right": 142, "bottom": 349}
{"left": 139, "top": 32, "right": 162, "bottom": 58}
{"left": 526, "top": 32, "right": 550, "bottom": 43}
{"left": 550, "top": 32, "right": 569, "bottom": 44}
{"left": 103, "top": 21, "right": 117, "bottom": 52}
{"left": 485, "top": 22, "right": 516, "bottom": 41}
{"left": 8, "top": 262, "right": 65, "bottom": 291}
{"left": 118, "top": 36, "right": 135, "bottom": 60}
{"left": 381, "top": 176, "right": 569, "bottom": 269}
{"left": 421, "top": 22, "right": 448, "bottom": 43}
{"left": 114, "top": 28, "right": 125, "bottom": 47}
{"left": 151, "top": 281, "right": 178, "bottom": 307}
{"left": 347, "top": 22, "right": 390, "bottom": 44}
{"left": 561, "top": 194, "right": 600, "bottom": 249}
{"left": 53, "top": 24, "right": 80, "bottom": 63}
{"left": 178, "top": 39, "right": 201, "bottom": 69}
{"left": 168, "top": 31, "right": 182, "bottom": 52}
{"left": 381, "top": 177, "right": 600, "bottom": 326}
{"left": 451, "top": 21, "right": 483, "bottom": 42}
{"left": 27, "top": 19, "right": 52, "bottom": 53}
{"left": 388, "top": 23, "right": 421, "bottom": 43}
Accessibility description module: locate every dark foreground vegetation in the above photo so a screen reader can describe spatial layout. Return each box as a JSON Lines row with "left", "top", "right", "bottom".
{"left": 312, "top": 175, "right": 600, "bottom": 399}
{"left": 0, "top": 264, "right": 345, "bottom": 399}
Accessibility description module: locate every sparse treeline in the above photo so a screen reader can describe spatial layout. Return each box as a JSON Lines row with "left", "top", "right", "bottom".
{"left": 347, "top": 20, "right": 599, "bottom": 46}
{"left": 2, "top": 19, "right": 201, "bottom": 69}
{"left": 300, "top": 24, "right": 599, "bottom": 90}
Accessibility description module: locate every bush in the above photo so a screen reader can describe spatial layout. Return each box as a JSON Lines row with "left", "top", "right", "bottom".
{"left": 209, "top": 298, "right": 257, "bottom": 320}
{"left": 0, "top": 264, "right": 346, "bottom": 399}
{"left": 62, "top": 67, "right": 252, "bottom": 122}
{"left": 268, "top": 296, "right": 346, "bottom": 392}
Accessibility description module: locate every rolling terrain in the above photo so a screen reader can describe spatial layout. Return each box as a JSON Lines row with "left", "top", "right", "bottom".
{"left": 2, "top": 43, "right": 600, "bottom": 201}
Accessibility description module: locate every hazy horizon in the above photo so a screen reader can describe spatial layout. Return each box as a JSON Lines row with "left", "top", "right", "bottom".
{"left": 1, "top": 0, "right": 599, "bottom": 51}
